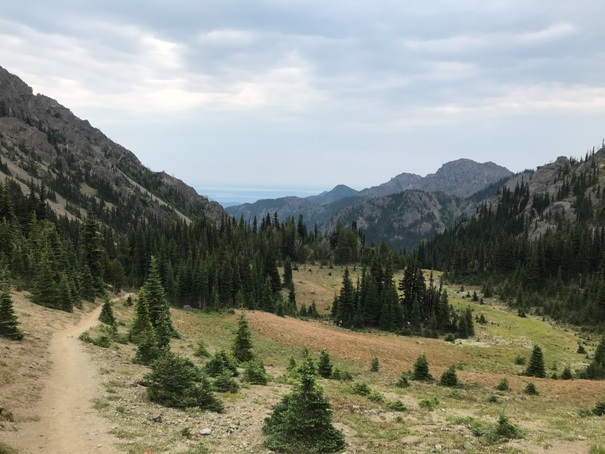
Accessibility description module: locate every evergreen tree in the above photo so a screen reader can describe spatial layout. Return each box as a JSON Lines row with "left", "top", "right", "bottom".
{"left": 129, "top": 290, "right": 152, "bottom": 342}
{"left": 243, "top": 359, "right": 269, "bottom": 385}
{"left": 412, "top": 353, "right": 432, "bottom": 381}
{"left": 370, "top": 356, "right": 380, "bottom": 372}
{"left": 232, "top": 312, "right": 254, "bottom": 363}
{"left": 318, "top": 350, "right": 333, "bottom": 378}
{"left": 524, "top": 344, "right": 546, "bottom": 378}
{"left": 439, "top": 365, "right": 459, "bottom": 387}
{"left": 80, "top": 212, "right": 105, "bottom": 297}
{"left": 263, "top": 359, "right": 345, "bottom": 453}
{"left": 205, "top": 350, "right": 239, "bottom": 377}
{"left": 334, "top": 267, "right": 355, "bottom": 328}
{"left": 98, "top": 297, "right": 117, "bottom": 330}
{"left": 129, "top": 291, "right": 160, "bottom": 364}
{"left": 283, "top": 257, "right": 293, "bottom": 289}
{"left": 133, "top": 320, "right": 160, "bottom": 365}
{"left": 0, "top": 288, "right": 24, "bottom": 340}
{"left": 145, "top": 352, "right": 223, "bottom": 412}
{"left": 143, "top": 257, "right": 176, "bottom": 350}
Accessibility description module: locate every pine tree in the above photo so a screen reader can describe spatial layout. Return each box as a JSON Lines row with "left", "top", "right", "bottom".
{"left": 412, "top": 353, "right": 432, "bottom": 381}
{"left": 80, "top": 212, "right": 105, "bottom": 297}
{"left": 524, "top": 344, "right": 546, "bottom": 378}
{"left": 263, "top": 359, "right": 345, "bottom": 453}
{"left": 129, "top": 290, "right": 160, "bottom": 364}
{"left": 145, "top": 352, "right": 223, "bottom": 412}
{"left": 232, "top": 312, "right": 254, "bottom": 363}
{"left": 143, "top": 257, "right": 176, "bottom": 350}
{"left": 99, "top": 297, "right": 117, "bottom": 330}
{"left": 334, "top": 267, "right": 355, "bottom": 328}
{"left": 439, "top": 365, "right": 459, "bottom": 387}
{"left": 283, "top": 257, "right": 293, "bottom": 290}
{"left": 0, "top": 288, "right": 24, "bottom": 340}
{"left": 370, "top": 356, "right": 380, "bottom": 372}
{"left": 318, "top": 350, "right": 333, "bottom": 378}
{"left": 243, "top": 359, "right": 269, "bottom": 385}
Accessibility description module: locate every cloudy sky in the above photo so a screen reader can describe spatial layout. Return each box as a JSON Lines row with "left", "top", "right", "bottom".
{"left": 2, "top": 1, "right": 605, "bottom": 204}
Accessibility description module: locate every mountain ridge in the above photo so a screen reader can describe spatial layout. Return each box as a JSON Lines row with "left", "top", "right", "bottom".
{"left": 0, "top": 66, "right": 225, "bottom": 230}
{"left": 226, "top": 158, "right": 513, "bottom": 248}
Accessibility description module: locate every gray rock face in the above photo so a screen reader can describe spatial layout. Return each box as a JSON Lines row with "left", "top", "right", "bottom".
{"left": 0, "top": 65, "right": 225, "bottom": 226}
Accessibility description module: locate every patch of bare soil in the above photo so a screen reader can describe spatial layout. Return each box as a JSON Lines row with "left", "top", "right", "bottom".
{"left": 0, "top": 293, "right": 118, "bottom": 453}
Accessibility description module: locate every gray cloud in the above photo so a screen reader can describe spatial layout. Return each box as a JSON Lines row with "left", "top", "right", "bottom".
{"left": 1, "top": 1, "right": 604, "bottom": 198}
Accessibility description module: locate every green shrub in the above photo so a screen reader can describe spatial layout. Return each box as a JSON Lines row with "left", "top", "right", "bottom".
{"left": 79, "top": 329, "right": 112, "bottom": 348}
{"left": 205, "top": 350, "right": 238, "bottom": 377}
{"left": 561, "top": 366, "right": 573, "bottom": 380}
{"left": 412, "top": 354, "right": 433, "bottom": 381}
{"left": 145, "top": 352, "right": 223, "bottom": 413}
{"left": 331, "top": 367, "right": 352, "bottom": 381}
{"left": 318, "top": 351, "right": 333, "bottom": 378}
{"left": 193, "top": 338, "right": 210, "bottom": 358}
{"left": 0, "top": 441, "right": 17, "bottom": 454}
{"left": 263, "top": 359, "right": 345, "bottom": 453}
{"left": 368, "top": 391, "right": 385, "bottom": 403}
{"left": 213, "top": 371, "right": 240, "bottom": 393}
{"left": 487, "top": 395, "right": 499, "bottom": 403}
{"left": 351, "top": 381, "right": 371, "bottom": 396}
{"left": 370, "top": 356, "right": 380, "bottom": 372}
{"left": 386, "top": 400, "right": 407, "bottom": 412}
{"left": 492, "top": 414, "right": 524, "bottom": 440}
{"left": 592, "top": 400, "right": 605, "bottom": 416}
{"left": 514, "top": 356, "right": 526, "bottom": 366}
{"left": 396, "top": 374, "right": 410, "bottom": 388}
{"left": 419, "top": 397, "right": 439, "bottom": 411}
{"left": 439, "top": 366, "right": 460, "bottom": 387}
{"left": 243, "top": 360, "right": 269, "bottom": 385}
{"left": 524, "top": 382, "right": 539, "bottom": 395}
{"left": 495, "top": 378, "right": 510, "bottom": 391}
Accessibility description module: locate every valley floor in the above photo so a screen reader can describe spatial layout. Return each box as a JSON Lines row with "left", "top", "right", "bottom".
{"left": 2, "top": 268, "right": 605, "bottom": 453}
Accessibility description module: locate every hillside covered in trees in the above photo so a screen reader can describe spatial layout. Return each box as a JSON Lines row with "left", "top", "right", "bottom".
{"left": 420, "top": 146, "right": 605, "bottom": 326}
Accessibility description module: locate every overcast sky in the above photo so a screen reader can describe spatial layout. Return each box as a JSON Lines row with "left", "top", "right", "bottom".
{"left": 2, "top": 1, "right": 605, "bottom": 203}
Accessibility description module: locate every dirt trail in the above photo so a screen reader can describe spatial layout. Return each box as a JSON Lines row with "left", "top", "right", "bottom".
{"left": 12, "top": 305, "right": 119, "bottom": 453}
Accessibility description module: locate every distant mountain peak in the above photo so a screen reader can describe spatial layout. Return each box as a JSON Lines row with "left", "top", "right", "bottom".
{"left": 307, "top": 184, "right": 359, "bottom": 205}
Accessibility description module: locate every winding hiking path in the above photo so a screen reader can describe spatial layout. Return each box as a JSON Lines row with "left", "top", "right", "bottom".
{"left": 14, "top": 305, "right": 119, "bottom": 453}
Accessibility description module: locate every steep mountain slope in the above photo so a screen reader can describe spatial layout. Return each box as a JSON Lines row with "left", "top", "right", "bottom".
{"left": 0, "top": 66, "right": 224, "bottom": 231}
{"left": 325, "top": 190, "right": 469, "bottom": 250}
{"left": 422, "top": 146, "right": 605, "bottom": 325}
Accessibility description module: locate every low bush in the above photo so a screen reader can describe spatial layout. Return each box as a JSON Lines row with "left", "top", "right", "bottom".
{"left": 213, "top": 371, "right": 240, "bottom": 393}
{"left": 419, "top": 397, "right": 439, "bottom": 411}
{"left": 386, "top": 400, "right": 407, "bottom": 412}
{"left": 243, "top": 360, "right": 269, "bottom": 385}
{"left": 439, "top": 366, "right": 460, "bottom": 387}
{"left": 351, "top": 381, "right": 371, "bottom": 396}
{"left": 495, "top": 378, "right": 510, "bottom": 391}
{"left": 524, "top": 382, "right": 539, "bottom": 395}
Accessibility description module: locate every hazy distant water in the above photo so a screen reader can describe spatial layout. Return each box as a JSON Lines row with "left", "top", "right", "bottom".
{"left": 197, "top": 187, "right": 323, "bottom": 207}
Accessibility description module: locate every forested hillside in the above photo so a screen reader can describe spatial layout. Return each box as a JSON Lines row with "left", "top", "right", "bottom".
{"left": 420, "top": 147, "right": 605, "bottom": 325}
